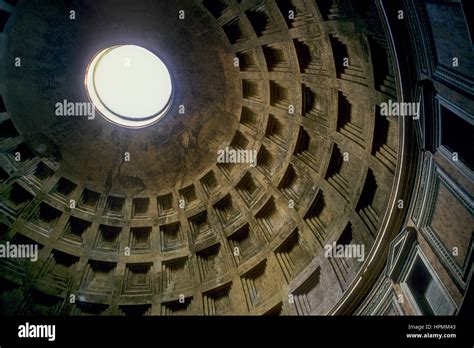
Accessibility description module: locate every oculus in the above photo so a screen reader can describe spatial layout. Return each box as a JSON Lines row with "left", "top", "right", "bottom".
{"left": 85, "top": 45, "right": 173, "bottom": 128}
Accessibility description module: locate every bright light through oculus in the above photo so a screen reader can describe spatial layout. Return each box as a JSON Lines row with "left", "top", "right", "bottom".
{"left": 85, "top": 45, "right": 173, "bottom": 128}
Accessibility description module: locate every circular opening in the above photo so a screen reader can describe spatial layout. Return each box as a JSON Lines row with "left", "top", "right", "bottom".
{"left": 85, "top": 45, "right": 173, "bottom": 128}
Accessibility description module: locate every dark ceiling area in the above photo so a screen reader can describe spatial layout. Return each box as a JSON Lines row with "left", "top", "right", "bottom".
{"left": 2, "top": 0, "right": 241, "bottom": 193}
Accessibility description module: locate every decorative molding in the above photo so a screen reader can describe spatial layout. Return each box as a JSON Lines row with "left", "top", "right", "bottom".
{"left": 418, "top": 163, "right": 474, "bottom": 290}
{"left": 435, "top": 95, "right": 474, "bottom": 179}
{"left": 399, "top": 243, "right": 457, "bottom": 315}
{"left": 411, "top": 152, "right": 434, "bottom": 225}
{"left": 385, "top": 227, "right": 418, "bottom": 282}
{"left": 355, "top": 274, "right": 404, "bottom": 316}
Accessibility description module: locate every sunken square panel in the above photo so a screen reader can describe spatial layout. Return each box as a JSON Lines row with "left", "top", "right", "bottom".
{"left": 160, "top": 222, "right": 184, "bottom": 251}
{"left": 9, "top": 142, "right": 35, "bottom": 165}
{"left": 263, "top": 43, "right": 290, "bottom": 72}
{"left": 372, "top": 106, "right": 397, "bottom": 172}
{"left": 274, "top": 229, "right": 310, "bottom": 282}
{"left": 162, "top": 258, "right": 192, "bottom": 292}
{"left": 217, "top": 162, "right": 236, "bottom": 180}
{"left": 213, "top": 194, "right": 240, "bottom": 227}
{"left": 80, "top": 260, "right": 116, "bottom": 294}
{"left": 265, "top": 114, "right": 288, "bottom": 146}
{"left": 356, "top": 169, "right": 382, "bottom": 237}
{"left": 157, "top": 193, "right": 174, "bottom": 216}
{"left": 325, "top": 144, "right": 361, "bottom": 200}
{"left": 241, "top": 260, "right": 272, "bottom": 310}
{"left": 79, "top": 188, "right": 100, "bottom": 212}
{"left": 129, "top": 227, "right": 152, "bottom": 253}
{"left": 52, "top": 177, "right": 77, "bottom": 199}
{"left": 304, "top": 191, "right": 331, "bottom": 245}
{"left": 291, "top": 267, "right": 321, "bottom": 315}
{"left": 230, "top": 130, "right": 249, "bottom": 150}
{"left": 72, "top": 301, "right": 108, "bottom": 316}
{"left": 7, "top": 182, "right": 34, "bottom": 208}
{"left": 336, "top": 91, "right": 365, "bottom": 147}
{"left": 245, "top": 4, "right": 276, "bottom": 37}
{"left": 240, "top": 106, "right": 261, "bottom": 130}
{"left": 196, "top": 244, "right": 227, "bottom": 282}
{"left": 327, "top": 224, "right": 358, "bottom": 288}
{"left": 255, "top": 198, "right": 287, "bottom": 241}
{"left": 179, "top": 185, "right": 198, "bottom": 208}
{"left": 236, "top": 49, "right": 258, "bottom": 71}
{"left": 202, "top": 0, "right": 228, "bottom": 18}
{"left": 132, "top": 198, "right": 150, "bottom": 219}
{"left": 222, "top": 17, "right": 248, "bottom": 44}
{"left": 227, "top": 223, "right": 260, "bottom": 265}
{"left": 301, "top": 83, "right": 328, "bottom": 127}
{"left": 293, "top": 126, "right": 321, "bottom": 172}
{"left": 329, "top": 34, "right": 366, "bottom": 86}
{"left": 119, "top": 304, "right": 152, "bottom": 316}
{"left": 188, "top": 211, "right": 214, "bottom": 244}
{"left": 269, "top": 80, "right": 290, "bottom": 110}
{"left": 275, "top": 0, "right": 313, "bottom": 28}
{"left": 105, "top": 195, "right": 125, "bottom": 216}
{"left": 278, "top": 163, "right": 303, "bottom": 203}
{"left": 33, "top": 202, "right": 62, "bottom": 231}
{"left": 200, "top": 171, "right": 218, "bottom": 197}
{"left": 122, "top": 263, "right": 153, "bottom": 295}
{"left": 95, "top": 224, "right": 121, "bottom": 252}
{"left": 242, "top": 79, "right": 262, "bottom": 102}
{"left": 203, "top": 283, "right": 233, "bottom": 315}
{"left": 61, "top": 216, "right": 91, "bottom": 245}
{"left": 22, "top": 291, "right": 63, "bottom": 316}
{"left": 161, "top": 297, "right": 193, "bottom": 316}
{"left": 236, "top": 172, "right": 263, "bottom": 207}
{"left": 256, "top": 145, "right": 276, "bottom": 176}
{"left": 32, "top": 162, "right": 54, "bottom": 183}
{"left": 38, "top": 250, "right": 79, "bottom": 291}
{"left": 293, "top": 37, "right": 323, "bottom": 74}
